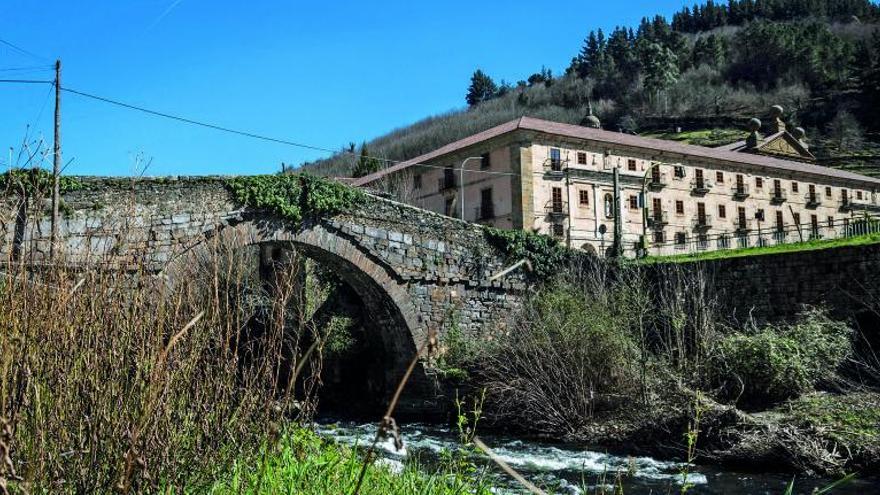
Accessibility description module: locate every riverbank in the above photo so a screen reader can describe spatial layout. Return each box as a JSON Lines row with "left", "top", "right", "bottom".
{"left": 543, "top": 389, "right": 880, "bottom": 477}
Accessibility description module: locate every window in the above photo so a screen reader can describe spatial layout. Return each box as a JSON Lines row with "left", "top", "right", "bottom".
{"left": 551, "top": 223, "right": 564, "bottom": 238}
{"left": 675, "top": 200, "right": 685, "bottom": 215}
{"left": 577, "top": 152, "right": 587, "bottom": 165}
{"left": 825, "top": 186, "right": 832, "bottom": 198}
{"left": 444, "top": 197, "right": 455, "bottom": 217}
{"left": 776, "top": 211, "right": 784, "bottom": 231}
{"left": 811, "top": 214, "right": 819, "bottom": 237}
{"left": 756, "top": 208, "right": 765, "bottom": 222}
{"left": 550, "top": 148, "right": 562, "bottom": 171}
{"left": 413, "top": 173, "right": 422, "bottom": 190}
{"left": 628, "top": 195, "right": 638, "bottom": 209}
{"left": 857, "top": 190, "right": 863, "bottom": 200}
{"left": 828, "top": 216, "right": 835, "bottom": 228}
{"left": 579, "top": 189, "right": 589, "bottom": 206}
{"left": 793, "top": 212, "right": 801, "bottom": 226}
{"left": 697, "top": 202, "right": 707, "bottom": 223}
{"left": 716, "top": 171, "right": 724, "bottom": 183}
{"left": 443, "top": 167, "right": 456, "bottom": 189}
{"left": 675, "top": 232, "right": 687, "bottom": 246}
{"left": 718, "top": 204, "right": 726, "bottom": 218}
{"left": 738, "top": 206, "right": 747, "bottom": 228}
{"left": 842, "top": 189, "right": 849, "bottom": 202}
{"left": 479, "top": 188, "right": 494, "bottom": 219}
{"left": 551, "top": 187, "right": 564, "bottom": 213}
{"left": 604, "top": 193, "right": 614, "bottom": 218}
{"left": 480, "top": 152, "right": 490, "bottom": 170}
{"left": 756, "top": 177, "right": 763, "bottom": 189}
{"left": 653, "top": 230, "right": 665, "bottom": 243}
{"left": 628, "top": 159, "right": 637, "bottom": 171}
{"left": 674, "top": 166, "right": 685, "bottom": 179}
{"left": 792, "top": 181, "right": 799, "bottom": 193}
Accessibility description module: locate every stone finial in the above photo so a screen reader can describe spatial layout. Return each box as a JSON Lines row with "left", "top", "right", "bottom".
{"left": 793, "top": 126, "right": 808, "bottom": 149}
{"left": 583, "top": 100, "right": 601, "bottom": 129}
{"left": 769, "top": 104, "right": 786, "bottom": 134}
{"left": 746, "top": 118, "right": 762, "bottom": 149}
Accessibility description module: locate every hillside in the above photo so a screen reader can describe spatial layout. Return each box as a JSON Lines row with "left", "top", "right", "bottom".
{"left": 300, "top": 0, "right": 880, "bottom": 179}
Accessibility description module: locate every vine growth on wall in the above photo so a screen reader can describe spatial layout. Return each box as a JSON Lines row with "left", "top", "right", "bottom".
{"left": 225, "top": 174, "right": 364, "bottom": 224}
{"left": 0, "top": 168, "right": 83, "bottom": 197}
{"left": 484, "top": 227, "right": 571, "bottom": 279}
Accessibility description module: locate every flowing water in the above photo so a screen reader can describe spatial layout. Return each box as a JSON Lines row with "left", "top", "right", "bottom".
{"left": 317, "top": 421, "right": 879, "bottom": 494}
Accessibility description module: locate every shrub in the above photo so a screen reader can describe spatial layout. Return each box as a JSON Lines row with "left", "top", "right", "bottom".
{"left": 480, "top": 279, "right": 641, "bottom": 433}
{"left": 711, "top": 307, "right": 853, "bottom": 406}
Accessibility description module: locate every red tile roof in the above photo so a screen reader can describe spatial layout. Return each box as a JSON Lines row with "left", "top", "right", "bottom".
{"left": 352, "top": 116, "right": 880, "bottom": 187}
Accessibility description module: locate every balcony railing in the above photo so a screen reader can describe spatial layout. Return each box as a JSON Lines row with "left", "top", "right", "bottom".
{"left": 732, "top": 184, "right": 750, "bottom": 200}
{"left": 692, "top": 214, "right": 713, "bottom": 230}
{"left": 734, "top": 218, "right": 752, "bottom": 232}
{"left": 647, "top": 210, "right": 669, "bottom": 228}
{"left": 805, "top": 192, "right": 822, "bottom": 208}
{"left": 544, "top": 157, "right": 568, "bottom": 175}
{"left": 648, "top": 172, "right": 669, "bottom": 189}
{"left": 545, "top": 200, "right": 568, "bottom": 216}
{"left": 691, "top": 179, "right": 713, "bottom": 195}
{"left": 840, "top": 197, "right": 854, "bottom": 212}
{"left": 770, "top": 188, "right": 788, "bottom": 204}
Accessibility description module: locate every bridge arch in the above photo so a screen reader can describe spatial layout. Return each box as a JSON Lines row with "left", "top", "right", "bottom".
{"left": 165, "top": 214, "right": 425, "bottom": 401}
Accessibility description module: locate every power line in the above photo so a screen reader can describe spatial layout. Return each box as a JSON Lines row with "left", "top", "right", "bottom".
{"left": 1, "top": 79, "right": 521, "bottom": 179}
{"left": 0, "top": 38, "right": 50, "bottom": 62}
{"left": 0, "top": 65, "right": 54, "bottom": 72}
{"left": 62, "top": 87, "right": 346, "bottom": 155}
{"left": 60, "top": 86, "right": 523, "bottom": 178}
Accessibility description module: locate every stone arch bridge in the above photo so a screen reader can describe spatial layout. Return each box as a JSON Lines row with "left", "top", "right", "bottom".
{"left": 0, "top": 176, "right": 526, "bottom": 412}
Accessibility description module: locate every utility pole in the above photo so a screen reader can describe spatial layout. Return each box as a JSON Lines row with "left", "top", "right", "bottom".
{"left": 50, "top": 59, "right": 62, "bottom": 260}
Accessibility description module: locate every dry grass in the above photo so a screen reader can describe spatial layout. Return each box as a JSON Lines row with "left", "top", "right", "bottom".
{"left": 0, "top": 233, "right": 322, "bottom": 493}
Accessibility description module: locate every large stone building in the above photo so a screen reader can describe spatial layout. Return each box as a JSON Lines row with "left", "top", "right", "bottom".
{"left": 352, "top": 114, "right": 880, "bottom": 257}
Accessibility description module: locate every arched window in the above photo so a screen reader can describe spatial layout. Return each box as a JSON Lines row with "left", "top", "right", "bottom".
{"left": 604, "top": 193, "right": 614, "bottom": 218}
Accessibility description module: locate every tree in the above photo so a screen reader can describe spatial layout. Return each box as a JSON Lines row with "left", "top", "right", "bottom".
{"left": 466, "top": 69, "right": 498, "bottom": 107}
{"left": 826, "top": 111, "right": 865, "bottom": 152}
{"left": 643, "top": 42, "right": 680, "bottom": 113}
{"left": 352, "top": 142, "right": 381, "bottom": 178}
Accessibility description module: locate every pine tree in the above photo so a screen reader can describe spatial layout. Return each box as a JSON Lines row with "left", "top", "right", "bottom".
{"left": 465, "top": 69, "right": 498, "bottom": 107}
{"left": 352, "top": 143, "right": 381, "bottom": 178}
{"left": 643, "top": 42, "right": 680, "bottom": 113}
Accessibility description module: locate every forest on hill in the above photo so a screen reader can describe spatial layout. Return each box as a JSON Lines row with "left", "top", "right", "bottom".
{"left": 302, "top": 0, "right": 880, "bottom": 179}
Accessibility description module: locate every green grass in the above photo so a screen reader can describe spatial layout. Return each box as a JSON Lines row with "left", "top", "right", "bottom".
{"left": 642, "top": 128, "right": 747, "bottom": 147}
{"left": 202, "top": 429, "right": 493, "bottom": 495}
{"left": 783, "top": 392, "right": 880, "bottom": 449}
{"left": 640, "top": 232, "right": 880, "bottom": 264}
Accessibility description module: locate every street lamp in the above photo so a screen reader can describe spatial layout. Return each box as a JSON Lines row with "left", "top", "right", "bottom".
{"left": 639, "top": 162, "right": 656, "bottom": 259}
{"left": 459, "top": 156, "right": 484, "bottom": 221}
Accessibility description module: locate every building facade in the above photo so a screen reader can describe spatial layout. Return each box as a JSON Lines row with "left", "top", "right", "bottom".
{"left": 353, "top": 116, "right": 880, "bottom": 257}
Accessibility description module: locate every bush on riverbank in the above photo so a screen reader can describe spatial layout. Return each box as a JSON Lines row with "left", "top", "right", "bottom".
{"left": 711, "top": 308, "right": 853, "bottom": 407}
{"left": 465, "top": 259, "right": 873, "bottom": 474}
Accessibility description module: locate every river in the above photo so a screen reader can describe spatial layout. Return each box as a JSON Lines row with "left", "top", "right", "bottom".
{"left": 316, "top": 421, "right": 878, "bottom": 494}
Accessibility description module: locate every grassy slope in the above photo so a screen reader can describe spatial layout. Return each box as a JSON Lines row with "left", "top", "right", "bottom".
{"left": 640, "top": 231, "right": 880, "bottom": 264}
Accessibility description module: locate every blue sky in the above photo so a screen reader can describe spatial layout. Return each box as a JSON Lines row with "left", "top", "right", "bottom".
{"left": 1, "top": 0, "right": 692, "bottom": 176}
